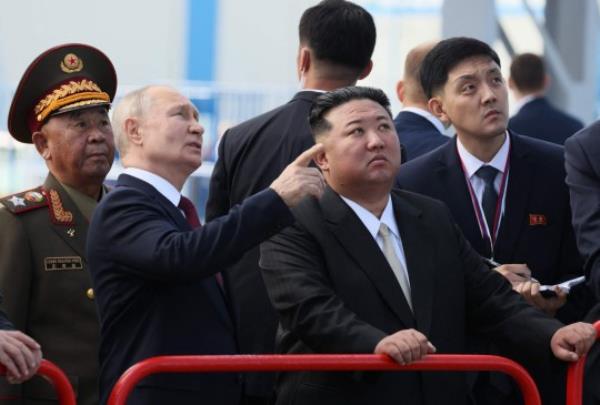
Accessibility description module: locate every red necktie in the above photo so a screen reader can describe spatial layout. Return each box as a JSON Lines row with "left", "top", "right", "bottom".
{"left": 178, "top": 196, "right": 225, "bottom": 289}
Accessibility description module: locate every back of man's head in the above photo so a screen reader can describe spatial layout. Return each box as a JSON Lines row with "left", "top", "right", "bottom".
{"left": 509, "top": 53, "right": 546, "bottom": 93}
{"left": 309, "top": 86, "right": 392, "bottom": 140}
{"left": 399, "top": 42, "right": 436, "bottom": 106}
{"left": 420, "top": 37, "right": 501, "bottom": 98}
{"left": 299, "top": 0, "right": 376, "bottom": 76}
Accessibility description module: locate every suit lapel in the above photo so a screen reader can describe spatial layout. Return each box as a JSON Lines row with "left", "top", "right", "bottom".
{"left": 117, "top": 174, "right": 234, "bottom": 330}
{"left": 494, "top": 133, "right": 533, "bottom": 260}
{"left": 321, "top": 188, "right": 415, "bottom": 328}
{"left": 43, "top": 174, "right": 89, "bottom": 261}
{"left": 392, "top": 193, "right": 434, "bottom": 335}
{"left": 434, "top": 140, "right": 490, "bottom": 255}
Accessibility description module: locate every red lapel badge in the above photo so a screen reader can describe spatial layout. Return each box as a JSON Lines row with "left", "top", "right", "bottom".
{"left": 529, "top": 214, "right": 547, "bottom": 226}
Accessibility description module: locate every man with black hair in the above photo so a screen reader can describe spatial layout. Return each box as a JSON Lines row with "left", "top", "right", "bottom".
{"left": 396, "top": 36, "right": 589, "bottom": 405}
{"left": 259, "top": 85, "right": 597, "bottom": 405}
{"left": 206, "top": 1, "right": 376, "bottom": 403}
{"left": 508, "top": 53, "right": 583, "bottom": 145}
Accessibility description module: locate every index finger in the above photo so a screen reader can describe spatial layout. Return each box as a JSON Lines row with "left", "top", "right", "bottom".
{"left": 293, "top": 143, "right": 324, "bottom": 167}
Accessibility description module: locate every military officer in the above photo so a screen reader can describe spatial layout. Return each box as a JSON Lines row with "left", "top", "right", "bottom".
{"left": 0, "top": 43, "right": 116, "bottom": 405}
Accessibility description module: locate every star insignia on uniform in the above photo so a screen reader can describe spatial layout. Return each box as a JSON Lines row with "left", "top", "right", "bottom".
{"left": 7, "top": 195, "right": 25, "bottom": 207}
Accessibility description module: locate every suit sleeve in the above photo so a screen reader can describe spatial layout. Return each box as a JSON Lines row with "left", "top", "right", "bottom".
{"left": 205, "top": 130, "right": 232, "bottom": 221}
{"left": 0, "top": 209, "right": 31, "bottom": 332}
{"left": 90, "top": 187, "right": 294, "bottom": 282}
{"left": 259, "top": 222, "right": 387, "bottom": 354}
{"left": 449, "top": 205, "right": 563, "bottom": 360}
{"left": 565, "top": 132, "right": 600, "bottom": 300}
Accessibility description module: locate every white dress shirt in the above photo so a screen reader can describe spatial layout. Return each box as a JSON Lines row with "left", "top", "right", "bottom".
{"left": 123, "top": 167, "right": 183, "bottom": 209}
{"left": 456, "top": 133, "right": 510, "bottom": 238}
{"left": 341, "top": 195, "right": 411, "bottom": 289}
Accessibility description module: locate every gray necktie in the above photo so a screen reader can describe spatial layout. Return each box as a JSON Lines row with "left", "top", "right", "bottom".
{"left": 379, "top": 223, "right": 413, "bottom": 311}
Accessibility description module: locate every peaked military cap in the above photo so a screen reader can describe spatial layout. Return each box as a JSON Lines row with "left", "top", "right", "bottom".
{"left": 7, "top": 43, "right": 117, "bottom": 143}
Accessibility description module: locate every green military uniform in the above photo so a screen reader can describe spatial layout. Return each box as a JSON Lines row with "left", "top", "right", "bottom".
{"left": 0, "top": 43, "right": 117, "bottom": 404}
{"left": 0, "top": 174, "right": 100, "bottom": 404}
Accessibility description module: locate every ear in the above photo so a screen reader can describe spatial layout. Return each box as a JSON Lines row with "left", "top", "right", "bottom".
{"left": 428, "top": 96, "right": 450, "bottom": 125}
{"left": 396, "top": 80, "right": 405, "bottom": 103}
{"left": 507, "top": 77, "right": 514, "bottom": 89}
{"left": 543, "top": 74, "right": 551, "bottom": 91}
{"left": 313, "top": 141, "right": 329, "bottom": 172}
{"left": 31, "top": 131, "right": 51, "bottom": 160}
{"left": 358, "top": 60, "right": 373, "bottom": 80}
{"left": 124, "top": 117, "right": 143, "bottom": 146}
{"left": 298, "top": 46, "right": 311, "bottom": 74}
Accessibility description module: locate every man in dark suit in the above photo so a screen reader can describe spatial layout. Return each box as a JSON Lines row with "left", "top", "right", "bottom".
{"left": 0, "top": 43, "right": 117, "bottom": 405}
{"left": 396, "top": 37, "right": 589, "bottom": 405}
{"left": 0, "top": 307, "right": 41, "bottom": 385}
{"left": 565, "top": 122, "right": 600, "bottom": 404}
{"left": 259, "top": 86, "right": 596, "bottom": 405}
{"left": 508, "top": 53, "right": 583, "bottom": 145}
{"left": 87, "top": 85, "right": 325, "bottom": 405}
{"left": 394, "top": 42, "right": 448, "bottom": 161}
{"left": 205, "top": 1, "right": 376, "bottom": 402}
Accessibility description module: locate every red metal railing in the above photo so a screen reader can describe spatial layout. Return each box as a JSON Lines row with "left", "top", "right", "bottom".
{"left": 108, "top": 354, "right": 541, "bottom": 405}
{"left": 0, "top": 359, "right": 76, "bottom": 405}
{"left": 566, "top": 321, "right": 600, "bottom": 405}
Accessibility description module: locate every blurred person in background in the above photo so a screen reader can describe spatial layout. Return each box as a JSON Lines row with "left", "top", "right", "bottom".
{"left": 508, "top": 53, "right": 583, "bottom": 145}
{"left": 394, "top": 41, "right": 448, "bottom": 161}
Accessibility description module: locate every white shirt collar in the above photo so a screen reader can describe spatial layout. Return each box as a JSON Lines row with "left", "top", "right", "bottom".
{"left": 511, "top": 94, "right": 538, "bottom": 115}
{"left": 456, "top": 132, "right": 510, "bottom": 179}
{"left": 340, "top": 195, "right": 399, "bottom": 240}
{"left": 401, "top": 106, "right": 446, "bottom": 135}
{"left": 123, "top": 167, "right": 182, "bottom": 207}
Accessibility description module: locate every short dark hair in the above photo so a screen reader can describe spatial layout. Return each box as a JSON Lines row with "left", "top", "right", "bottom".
{"left": 309, "top": 86, "right": 392, "bottom": 139}
{"left": 510, "top": 53, "right": 545, "bottom": 92}
{"left": 420, "top": 37, "right": 501, "bottom": 98}
{"left": 299, "top": 0, "right": 376, "bottom": 74}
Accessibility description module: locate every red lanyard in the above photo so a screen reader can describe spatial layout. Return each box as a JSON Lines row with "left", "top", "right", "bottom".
{"left": 457, "top": 145, "right": 511, "bottom": 250}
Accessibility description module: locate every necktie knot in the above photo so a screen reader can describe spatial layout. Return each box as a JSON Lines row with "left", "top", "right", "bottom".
{"left": 178, "top": 196, "right": 201, "bottom": 228}
{"left": 379, "top": 223, "right": 391, "bottom": 238}
{"left": 476, "top": 165, "right": 498, "bottom": 185}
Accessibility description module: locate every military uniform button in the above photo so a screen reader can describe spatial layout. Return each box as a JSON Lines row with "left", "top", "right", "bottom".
{"left": 86, "top": 288, "right": 95, "bottom": 300}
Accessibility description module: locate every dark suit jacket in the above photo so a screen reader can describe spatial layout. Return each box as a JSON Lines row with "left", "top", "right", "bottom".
{"left": 259, "top": 187, "right": 562, "bottom": 405}
{"left": 565, "top": 121, "right": 600, "bottom": 308}
{"left": 509, "top": 97, "right": 583, "bottom": 145}
{"left": 205, "top": 91, "right": 319, "bottom": 397}
{"left": 564, "top": 121, "right": 600, "bottom": 405}
{"left": 397, "top": 132, "right": 582, "bottom": 289}
{"left": 87, "top": 174, "right": 293, "bottom": 405}
{"left": 394, "top": 110, "right": 448, "bottom": 161}
{"left": 0, "top": 306, "right": 12, "bottom": 330}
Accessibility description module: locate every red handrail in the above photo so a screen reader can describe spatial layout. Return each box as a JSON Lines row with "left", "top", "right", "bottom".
{"left": 108, "top": 354, "right": 541, "bottom": 405}
{"left": 0, "top": 359, "right": 76, "bottom": 405}
{"left": 566, "top": 320, "right": 600, "bottom": 405}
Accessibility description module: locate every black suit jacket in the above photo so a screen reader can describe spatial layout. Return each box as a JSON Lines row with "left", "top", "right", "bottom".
{"left": 397, "top": 132, "right": 582, "bottom": 289}
{"left": 87, "top": 174, "right": 293, "bottom": 405}
{"left": 394, "top": 110, "right": 448, "bottom": 161}
{"left": 564, "top": 120, "right": 600, "bottom": 405}
{"left": 565, "top": 121, "right": 600, "bottom": 308}
{"left": 205, "top": 91, "right": 319, "bottom": 397}
{"left": 260, "top": 187, "right": 562, "bottom": 405}
{"left": 509, "top": 97, "right": 583, "bottom": 145}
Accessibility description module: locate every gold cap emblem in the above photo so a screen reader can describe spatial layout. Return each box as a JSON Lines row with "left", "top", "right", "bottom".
{"left": 61, "top": 53, "right": 84, "bottom": 73}
{"left": 86, "top": 288, "right": 95, "bottom": 300}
